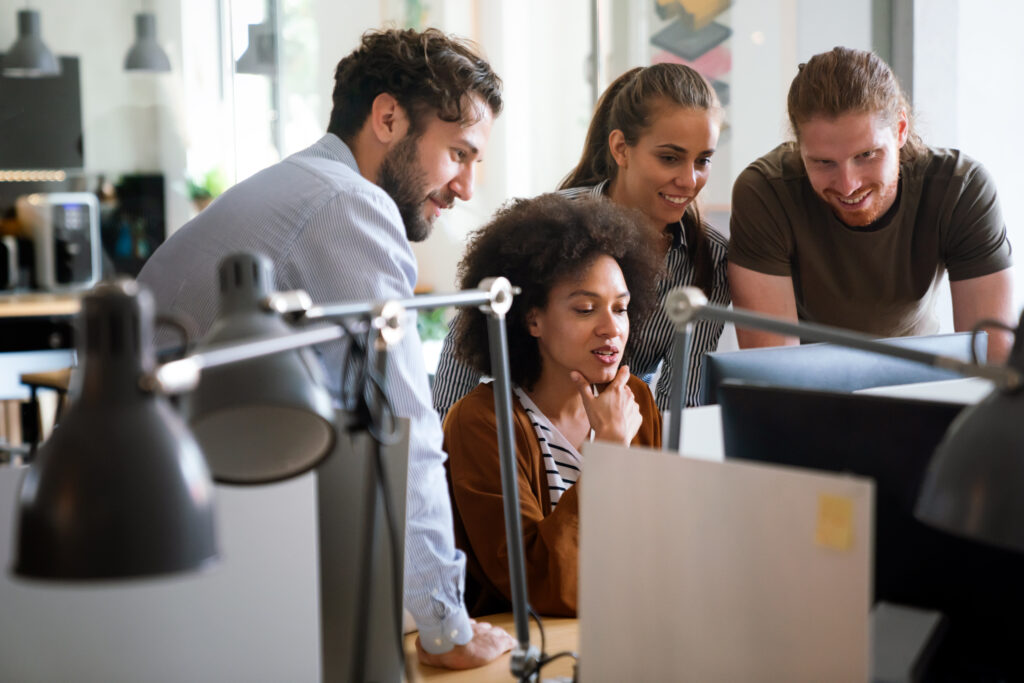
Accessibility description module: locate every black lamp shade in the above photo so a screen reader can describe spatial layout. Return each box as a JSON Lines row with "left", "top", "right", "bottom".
{"left": 13, "top": 281, "right": 217, "bottom": 579}
{"left": 185, "top": 253, "right": 335, "bottom": 485}
{"left": 916, "top": 321, "right": 1024, "bottom": 553}
{"left": 2, "top": 9, "right": 60, "bottom": 78}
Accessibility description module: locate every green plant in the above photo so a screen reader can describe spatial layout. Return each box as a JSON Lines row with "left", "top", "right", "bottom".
{"left": 186, "top": 167, "right": 229, "bottom": 201}
{"left": 416, "top": 307, "right": 449, "bottom": 341}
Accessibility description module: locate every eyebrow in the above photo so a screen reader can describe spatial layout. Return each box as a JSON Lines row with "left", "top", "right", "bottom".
{"left": 808, "top": 146, "right": 880, "bottom": 163}
{"left": 455, "top": 137, "right": 480, "bottom": 157}
{"left": 568, "top": 289, "right": 631, "bottom": 299}
{"left": 655, "top": 143, "right": 716, "bottom": 156}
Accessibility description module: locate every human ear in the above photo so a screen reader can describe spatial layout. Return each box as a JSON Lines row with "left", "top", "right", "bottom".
{"left": 608, "top": 129, "right": 629, "bottom": 169}
{"left": 369, "top": 93, "right": 410, "bottom": 144}
{"left": 895, "top": 108, "right": 909, "bottom": 149}
{"left": 526, "top": 308, "right": 543, "bottom": 338}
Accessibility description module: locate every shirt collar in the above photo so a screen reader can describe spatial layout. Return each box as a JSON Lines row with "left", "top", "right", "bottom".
{"left": 315, "top": 133, "right": 361, "bottom": 175}
{"left": 594, "top": 178, "right": 687, "bottom": 251}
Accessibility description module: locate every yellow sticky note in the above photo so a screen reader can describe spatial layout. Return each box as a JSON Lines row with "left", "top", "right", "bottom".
{"left": 815, "top": 494, "right": 854, "bottom": 551}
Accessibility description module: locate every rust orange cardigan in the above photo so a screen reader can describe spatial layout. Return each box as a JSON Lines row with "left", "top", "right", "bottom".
{"left": 443, "top": 375, "right": 662, "bottom": 617}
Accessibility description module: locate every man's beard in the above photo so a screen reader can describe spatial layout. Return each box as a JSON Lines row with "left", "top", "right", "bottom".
{"left": 378, "top": 134, "right": 433, "bottom": 242}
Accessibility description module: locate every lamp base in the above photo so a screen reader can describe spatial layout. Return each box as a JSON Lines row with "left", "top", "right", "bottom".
{"left": 316, "top": 412, "right": 409, "bottom": 682}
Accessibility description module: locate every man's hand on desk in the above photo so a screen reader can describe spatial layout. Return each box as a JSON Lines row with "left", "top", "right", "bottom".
{"left": 415, "top": 619, "right": 516, "bottom": 669}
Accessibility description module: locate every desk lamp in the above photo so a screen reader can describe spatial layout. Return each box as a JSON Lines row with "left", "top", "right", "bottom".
{"left": 11, "top": 252, "right": 544, "bottom": 681}
{"left": 13, "top": 280, "right": 217, "bottom": 579}
{"left": 663, "top": 286, "right": 1024, "bottom": 555}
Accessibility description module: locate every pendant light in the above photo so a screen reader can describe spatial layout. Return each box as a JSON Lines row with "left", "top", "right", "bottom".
{"left": 2, "top": 9, "right": 60, "bottom": 78}
{"left": 124, "top": 12, "right": 171, "bottom": 72}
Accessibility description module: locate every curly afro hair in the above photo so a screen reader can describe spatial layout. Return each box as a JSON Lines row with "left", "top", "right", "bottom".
{"left": 328, "top": 28, "right": 503, "bottom": 142}
{"left": 453, "top": 193, "right": 664, "bottom": 390}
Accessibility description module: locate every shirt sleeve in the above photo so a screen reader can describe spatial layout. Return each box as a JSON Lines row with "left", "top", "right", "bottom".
{"left": 284, "top": 188, "right": 473, "bottom": 654}
{"left": 431, "top": 323, "right": 484, "bottom": 419}
{"left": 941, "top": 158, "right": 1013, "bottom": 281}
{"left": 728, "top": 166, "right": 795, "bottom": 277}
{"left": 629, "top": 374, "right": 663, "bottom": 447}
{"left": 445, "top": 390, "right": 581, "bottom": 617}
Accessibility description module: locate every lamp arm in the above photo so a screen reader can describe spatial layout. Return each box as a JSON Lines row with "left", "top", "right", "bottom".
{"left": 144, "top": 324, "right": 346, "bottom": 394}
{"left": 479, "top": 281, "right": 542, "bottom": 680}
{"left": 268, "top": 282, "right": 521, "bottom": 321}
{"left": 665, "top": 287, "right": 1022, "bottom": 390}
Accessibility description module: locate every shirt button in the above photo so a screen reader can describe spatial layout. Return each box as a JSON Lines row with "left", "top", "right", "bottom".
{"left": 434, "top": 638, "right": 443, "bottom": 647}
{"left": 450, "top": 629, "right": 459, "bottom": 639}
{"left": 431, "top": 588, "right": 439, "bottom": 596}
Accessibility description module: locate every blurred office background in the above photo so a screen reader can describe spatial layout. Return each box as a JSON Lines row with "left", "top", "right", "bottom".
{"left": 2, "top": 1, "right": 1023, "bottom": 680}
{"left": 2, "top": 0, "right": 1022, "bottom": 313}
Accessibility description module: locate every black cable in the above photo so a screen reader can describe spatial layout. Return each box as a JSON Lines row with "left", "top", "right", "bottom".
{"left": 969, "top": 318, "right": 1017, "bottom": 365}
{"left": 526, "top": 605, "right": 581, "bottom": 682}
{"left": 529, "top": 606, "right": 546, "bottom": 656}
{"left": 153, "top": 313, "right": 193, "bottom": 361}
{"left": 538, "top": 650, "right": 580, "bottom": 667}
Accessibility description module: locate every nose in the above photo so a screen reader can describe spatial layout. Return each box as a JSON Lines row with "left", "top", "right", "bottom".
{"left": 594, "top": 307, "right": 625, "bottom": 339}
{"left": 673, "top": 163, "right": 698, "bottom": 191}
{"left": 834, "top": 163, "right": 861, "bottom": 196}
{"left": 449, "top": 163, "right": 475, "bottom": 202}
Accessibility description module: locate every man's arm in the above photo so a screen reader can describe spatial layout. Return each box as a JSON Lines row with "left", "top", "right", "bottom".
{"left": 950, "top": 268, "right": 1016, "bottom": 363}
{"left": 290, "top": 189, "right": 513, "bottom": 668}
{"left": 728, "top": 262, "right": 800, "bottom": 348}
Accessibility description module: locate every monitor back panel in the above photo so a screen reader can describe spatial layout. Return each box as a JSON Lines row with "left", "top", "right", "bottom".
{"left": 718, "top": 383, "right": 1024, "bottom": 624}
{"left": 700, "top": 331, "right": 986, "bottom": 405}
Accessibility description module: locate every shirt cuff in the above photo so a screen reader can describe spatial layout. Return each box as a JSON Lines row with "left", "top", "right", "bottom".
{"left": 415, "top": 606, "right": 474, "bottom": 654}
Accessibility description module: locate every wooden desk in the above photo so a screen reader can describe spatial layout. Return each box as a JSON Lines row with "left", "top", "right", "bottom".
{"left": 0, "top": 292, "right": 79, "bottom": 352}
{"left": 0, "top": 292, "right": 80, "bottom": 318}
{"left": 406, "top": 612, "right": 578, "bottom": 681}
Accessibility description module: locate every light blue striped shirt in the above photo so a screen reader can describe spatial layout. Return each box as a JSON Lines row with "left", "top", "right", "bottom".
{"left": 138, "top": 133, "right": 473, "bottom": 653}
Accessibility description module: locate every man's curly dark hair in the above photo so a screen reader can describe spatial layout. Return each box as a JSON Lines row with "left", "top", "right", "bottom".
{"left": 328, "top": 28, "right": 503, "bottom": 142}
{"left": 453, "top": 193, "right": 664, "bottom": 390}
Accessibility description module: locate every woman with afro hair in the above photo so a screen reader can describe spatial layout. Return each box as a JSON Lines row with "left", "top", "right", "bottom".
{"left": 443, "top": 192, "right": 664, "bottom": 618}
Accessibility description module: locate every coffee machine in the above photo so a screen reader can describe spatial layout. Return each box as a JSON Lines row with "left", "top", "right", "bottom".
{"left": 16, "top": 192, "right": 101, "bottom": 291}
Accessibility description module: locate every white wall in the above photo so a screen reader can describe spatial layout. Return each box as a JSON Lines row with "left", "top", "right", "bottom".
{"left": 727, "top": 0, "right": 872, "bottom": 209}
{"left": 908, "top": 0, "right": 1024, "bottom": 331}
{"left": 0, "top": 467, "right": 321, "bottom": 681}
{"left": 952, "top": 1, "right": 1024, "bottom": 315}
{"left": 407, "top": 0, "right": 594, "bottom": 291}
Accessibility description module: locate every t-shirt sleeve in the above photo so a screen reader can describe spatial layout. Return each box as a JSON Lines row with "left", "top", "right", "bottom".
{"left": 942, "top": 158, "right": 1013, "bottom": 281}
{"left": 728, "top": 166, "right": 795, "bottom": 277}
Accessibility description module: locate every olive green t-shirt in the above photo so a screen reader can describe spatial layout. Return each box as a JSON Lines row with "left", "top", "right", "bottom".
{"left": 729, "top": 143, "right": 1012, "bottom": 337}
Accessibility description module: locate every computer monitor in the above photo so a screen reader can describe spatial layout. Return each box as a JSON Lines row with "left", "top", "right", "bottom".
{"left": 719, "top": 382, "right": 1024, "bottom": 677}
{"left": 700, "top": 331, "right": 986, "bottom": 405}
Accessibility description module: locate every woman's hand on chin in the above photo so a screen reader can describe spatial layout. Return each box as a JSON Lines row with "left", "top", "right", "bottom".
{"left": 570, "top": 365, "right": 642, "bottom": 445}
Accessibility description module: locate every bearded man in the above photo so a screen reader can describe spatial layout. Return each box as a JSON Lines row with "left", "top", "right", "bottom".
{"left": 138, "top": 27, "right": 514, "bottom": 669}
{"left": 728, "top": 47, "right": 1014, "bottom": 361}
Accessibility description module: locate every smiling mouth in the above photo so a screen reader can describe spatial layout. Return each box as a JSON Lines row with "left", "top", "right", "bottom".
{"left": 423, "top": 196, "right": 447, "bottom": 219}
{"left": 834, "top": 190, "right": 871, "bottom": 207}
{"left": 660, "top": 192, "right": 691, "bottom": 206}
